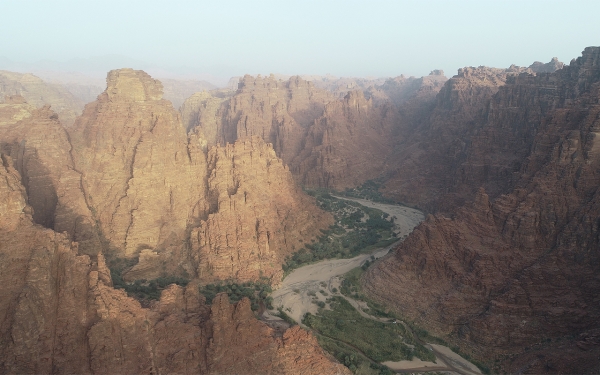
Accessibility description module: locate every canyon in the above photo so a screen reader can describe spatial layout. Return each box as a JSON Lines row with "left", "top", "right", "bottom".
{"left": 0, "top": 47, "right": 599, "bottom": 374}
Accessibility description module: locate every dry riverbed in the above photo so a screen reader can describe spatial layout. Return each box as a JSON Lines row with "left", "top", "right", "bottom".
{"left": 268, "top": 196, "right": 481, "bottom": 375}
{"left": 270, "top": 196, "right": 423, "bottom": 324}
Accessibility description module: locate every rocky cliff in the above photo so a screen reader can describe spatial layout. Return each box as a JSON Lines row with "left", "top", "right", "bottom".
{"left": 0, "top": 70, "right": 85, "bottom": 126}
{"left": 191, "top": 136, "right": 332, "bottom": 283}
{"left": 381, "top": 63, "right": 542, "bottom": 212}
{"left": 0, "top": 96, "right": 101, "bottom": 254}
{"left": 0, "top": 71, "right": 346, "bottom": 373}
{"left": 364, "top": 49, "right": 600, "bottom": 373}
{"left": 160, "top": 78, "right": 218, "bottom": 109}
{"left": 67, "top": 68, "right": 330, "bottom": 283}
{"left": 291, "top": 89, "right": 399, "bottom": 189}
{"left": 0, "top": 164, "right": 347, "bottom": 373}
{"left": 190, "top": 73, "right": 447, "bottom": 190}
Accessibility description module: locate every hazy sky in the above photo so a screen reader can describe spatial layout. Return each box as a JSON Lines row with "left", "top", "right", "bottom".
{"left": 1, "top": 0, "right": 599, "bottom": 81}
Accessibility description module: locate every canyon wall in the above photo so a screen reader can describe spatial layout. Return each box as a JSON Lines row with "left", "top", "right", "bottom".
{"left": 188, "top": 72, "right": 447, "bottom": 190}
{"left": 63, "top": 68, "right": 329, "bottom": 284}
{"left": 0, "top": 70, "right": 85, "bottom": 126}
{"left": 364, "top": 48, "right": 600, "bottom": 373}
{"left": 0, "top": 70, "right": 346, "bottom": 373}
{"left": 0, "top": 163, "right": 347, "bottom": 373}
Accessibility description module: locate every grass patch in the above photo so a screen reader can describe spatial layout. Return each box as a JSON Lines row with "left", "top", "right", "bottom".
{"left": 276, "top": 307, "right": 297, "bottom": 325}
{"left": 199, "top": 280, "right": 273, "bottom": 312}
{"left": 303, "top": 296, "right": 434, "bottom": 363}
{"left": 338, "top": 268, "right": 438, "bottom": 362}
{"left": 339, "top": 178, "right": 396, "bottom": 204}
{"left": 284, "top": 190, "right": 395, "bottom": 273}
{"left": 317, "top": 335, "right": 393, "bottom": 375}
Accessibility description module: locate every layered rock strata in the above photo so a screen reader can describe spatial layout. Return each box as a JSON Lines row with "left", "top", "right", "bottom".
{"left": 191, "top": 136, "right": 331, "bottom": 283}
{"left": 0, "top": 164, "right": 348, "bottom": 373}
{"left": 384, "top": 66, "right": 560, "bottom": 212}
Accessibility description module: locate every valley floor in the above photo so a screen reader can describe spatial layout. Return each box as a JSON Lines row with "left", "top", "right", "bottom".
{"left": 268, "top": 197, "right": 480, "bottom": 375}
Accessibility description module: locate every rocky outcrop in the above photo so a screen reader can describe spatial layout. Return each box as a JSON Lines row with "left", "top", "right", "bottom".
{"left": 364, "top": 48, "right": 600, "bottom": 372}
{"left": 160, "top": 78, "right": 217, "bottom": 109}
{"left": 0, "top": 162, "right": 347, "bottom": 374}
{"left": 0, "top": 98, "right": 101, "bottom": 254}
{"left": 382, "top": 64, "right": 532, "bottom": 212}
{"left": 69, "top": 68, "right": 206, "bottom": 267}
{"left": 292, "top": 90, "right": 399, "bottom": 189}
{"left": 190, "top": 73, "right": 447, "bottom": 190}
{"left": 191, "top": 136, "right": 332, "bottom": 283}
{"left": 180, "top": 91, "right": 228, "bottom": 135}
{"left": 68, "top": 69, "right": 329, "bottom": 283}
{"left": 219, "top": 75, "right": 335, "bottom": 165}
{"left": 529, "top": 57, "right": 564, "bottom": 73}
{"left": 0, "top": 70, "right": 85, "bottom": 126}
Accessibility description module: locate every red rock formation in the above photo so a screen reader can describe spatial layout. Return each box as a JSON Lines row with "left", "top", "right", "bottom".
{"left": 67, "top": 69, "right": 330, "bottom": 284}
{"left": 0, "top": 161, "right": 348, "bottom": 373}
{"left": 69, "top": 69, "right": 206, "bottom": 270}
{"left": 364, "top": 48, "right": 600, "bottom": 372}
{"left": 190, "top": 73, "right": 447, "bottom": 190}
{"left": 0, "top": 70, "right": 85, "bottom": 126}
{"left": 292, "top": 90, "right": 399, "bottom": 189}
{"left": 0, "top": 98, "right": 101, "bottom": 254}
{"left": 191, "top": 136, "right": 332, "bottom": 284}
{"left": 160, "top": 78, "right": 217, "bottom": 109}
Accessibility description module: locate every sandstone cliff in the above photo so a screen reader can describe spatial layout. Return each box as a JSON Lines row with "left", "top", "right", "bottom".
{"left": 160, "top": 77, "right": 218, "bottom": 109}
{"left": 191, "top": 136, "right": 332, "bottom": 283}
{"left": 69, "top": 68, "right": 206, "bottom": 267}
{"left": 0, "top": 70, "right": 85, "bottom": 126}
{"left": 291, "top": 90, "right": 399, "bottom": 189}
{"left": 364, "top": 48, "right": 600, "bottom": 373}
{"left": 0, "top": 97, "right": 101, "bottom": 254}
{"left": 0, "top": 154, "right": 348, "bottom": 374}
{"left": 190, "top": 73, "right": 447, "bottom": 190}
{"left": 67, "top": 68, "right": 330, "bottom": 283}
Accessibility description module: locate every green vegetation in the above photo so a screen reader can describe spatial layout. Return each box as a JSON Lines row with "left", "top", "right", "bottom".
{"left": 276, "top": 307, "right": 297, "bottom": 325}
{"left": 447, "top": 346, "right": 491, "bottom": 375}
{"left": 316, "top": 335, "right": 393, "bottom": 375}
{"left": 339, "top": 178, "right": 396, "bottom": 204}
{"left": 199, "top": 280, "right": 273, "bottom": 312}
{"left": 108, "top": 257, "right": 189, "bottom": 301}
{"left": 284, "top": 190, "right": 395, "bottom": 273}
{"left": 339, "top": 267, "right": 491, "bottom": 373}
{"left": 304, "top": 296, "right": 435, "bottom": 363}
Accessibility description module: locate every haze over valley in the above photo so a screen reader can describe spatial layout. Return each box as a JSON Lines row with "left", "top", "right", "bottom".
{"left": 1, "top": 2, "right": 600, "bottom": 374}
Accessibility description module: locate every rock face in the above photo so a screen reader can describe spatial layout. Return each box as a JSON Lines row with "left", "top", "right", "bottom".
{"left": 191, "top": 136, "right": 331, "bottom": 283}
{"left": 69, "top": 68, "right": 205, "bottom": 264}
{"left": 0, "top": 70, "right": 85, "bottom": 126}
{"left": 0, "top": 166, "right": 347, "bottom": 373}
{"left": 67, "top": 68, "right": 330, "bottom": 283}
{"left": 292, "top": 90, "right": 399, "bottom": 189}
{"left": 529, "top": 57, "right": 564, "bottom": 73}
{"left": 190, "top": 73, "right": 447, "bottom": 190}
{"left": 364, "top": 49, "right": 600, "bottom": 372}
{"left": 381, "top": 64, "right": 532, "bottom": 212}
{"left": 0, "top": 98, "right": 101, "bottom": 254}
{"left": 160, "top": 78, "right": 218, "bottom": 109}
{"left": 382, "top": 59, "right": 565, "bottom": 213}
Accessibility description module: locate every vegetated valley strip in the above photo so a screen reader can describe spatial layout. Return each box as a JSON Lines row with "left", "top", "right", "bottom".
{"left": 268, "top": 196, "right": 481, "bottom": 375}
